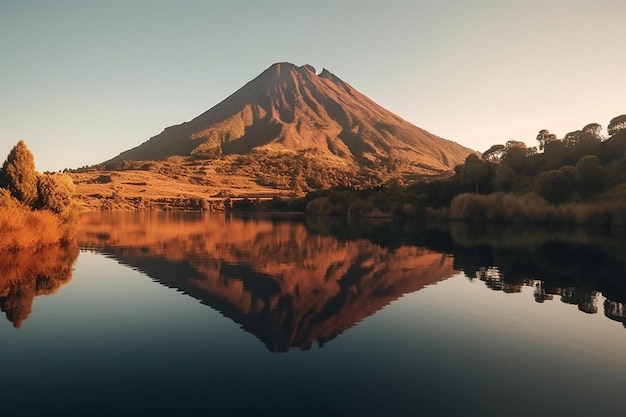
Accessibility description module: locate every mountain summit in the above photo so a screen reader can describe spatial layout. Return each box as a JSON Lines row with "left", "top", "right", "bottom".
{"left": 105, "top": 62, "right": 473, "bottom": 185}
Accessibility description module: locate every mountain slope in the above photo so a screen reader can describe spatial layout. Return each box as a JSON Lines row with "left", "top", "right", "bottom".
{"left": 104, "top": 63, "right": 473, "bottom": 182}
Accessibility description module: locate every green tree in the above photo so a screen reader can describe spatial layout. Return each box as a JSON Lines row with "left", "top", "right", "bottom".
{"left": 582, "top": 123, "right": 603, "bottom": 141}
{"left": 502, "top": 146, "right": 527, "bottom": 174}
{"left": 493, "top": 164, "right": 515, "bottom": 192}
{"left": 564, "top": 130, "right": 583, "bottom": 147}
{"left": 505, "top": 140, "right": 527, "bottom": 150}
{"left": 608, "top": 114, "right": 626, "bottom": 137}
{"left": 482, "top": 144, "right": 506, "bottom": 162}
{"left": 0, "top": 140, "right": 39, "bottom": 207}
{"left": 535, "top": 170, "right": 573, "bottom": 204}
{"left": 461, "top": 155, "right": 490, "bottom": 193}
{"left": 559, "top": 165, "right": 578, "bottom": 194}
{"left": 536, "top": 129, "right": 557, "bottom": 152}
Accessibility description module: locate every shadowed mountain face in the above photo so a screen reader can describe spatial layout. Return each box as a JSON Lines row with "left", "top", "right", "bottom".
{"left": 105, "top": 62, "right": 473, "bottom": 180}
{"left": 78, "top": 212, "right": 457, "bottom": 352}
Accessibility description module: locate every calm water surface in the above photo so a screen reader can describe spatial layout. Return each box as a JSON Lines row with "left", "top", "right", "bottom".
{"left": 1, "top": 212, "right": 625, "bottom": 416}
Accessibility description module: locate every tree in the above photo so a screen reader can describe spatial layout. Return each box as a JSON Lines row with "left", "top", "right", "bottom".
{"left": 536, "top": 129, "right": 557, "bottom": 152}
{"left": 460, "top": 154, "right": 490, "bottom": 193}
{"left": 543, "top": 138, "right": 565, "bottom": 155}
{"left": 482, "top": 144, "right": 506, "bottom": 162}
{"left": 505, "top": 140, "right": 527, "bottom": 150}
{"left": 608, "top": 114, "right": 626, "bottom": 137}
{"left": 0, "top": 140, "right": 39, "bottom": 207}
{"left": 575, "top": 155, "right": 607, "bottom": 197}
{"left": 535, "top": 170, "right": 574, "bottom": 204}
{"left": 582, "top": 123, "right": 603, "bottom": 141}
{"left": 494, "top": 164, "right": 515, "bottom": 192}
{"left": 502, "top": 146, "right": 527, "bottom": 173}
{"left": 564, "top": 130, "right": 583, "bottom": 148}
{"left": 565, "top": 123, "right": 603, "bottom": 149}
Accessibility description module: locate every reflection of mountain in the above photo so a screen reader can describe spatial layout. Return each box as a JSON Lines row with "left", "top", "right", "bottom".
{"left": 303, "top": 218, "right": 626, "bottom": 329}
{"left": 0, "top": 243, "right": 79, "bottom": 327}
{"left": 78, "top": 212, "right": 457, "bottom": 352}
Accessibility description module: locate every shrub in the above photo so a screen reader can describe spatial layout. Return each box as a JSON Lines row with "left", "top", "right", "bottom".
{"left": 36, "top": 173, "right": 76, "bottom": 217}
{"left": 575, "top": 155, "right": 608, "bottom": 197}
{"left": 306, "top": 197, "right": 339, "bottom": 215}
{"left": 535, "top": 170, "right": 574, "bottom": 204}
{"left": 347, "top": 199, "right": 376, "bottom": 217}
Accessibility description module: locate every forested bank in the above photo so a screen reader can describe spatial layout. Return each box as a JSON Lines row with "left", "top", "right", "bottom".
{"left": 238, "top": 114, "right": 626, "bottom": 227}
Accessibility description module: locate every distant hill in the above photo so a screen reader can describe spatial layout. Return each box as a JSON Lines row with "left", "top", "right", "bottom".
{"left": 103, "top": 62, "right": 474, "bottom": 187}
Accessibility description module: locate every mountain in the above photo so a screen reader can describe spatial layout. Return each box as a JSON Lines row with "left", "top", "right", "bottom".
{"left": 104, "top": 62, "right": 474, "bottom": 185}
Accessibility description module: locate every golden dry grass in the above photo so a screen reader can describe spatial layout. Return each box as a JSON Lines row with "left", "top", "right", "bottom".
{"left": 0, "top": 208, "right": 73, "bottom": 250}
{"left": 69, "top": 159, "right": 295, "bottom": 211}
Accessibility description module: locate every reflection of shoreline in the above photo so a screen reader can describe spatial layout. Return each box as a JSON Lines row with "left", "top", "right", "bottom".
{"left": 79, "top": 212, "right": 457, "bottom": 352}
{"left": 77, "top": 212, "right": 626, "bottom": 345}
{"left": 300, "top": 217, "right": 626, "bottom": 329}
{"left": 448, "top": 222, "right": 626, "bottom": 328}
{"left": 0, "top": 242, "right": 79, "bottom": 328}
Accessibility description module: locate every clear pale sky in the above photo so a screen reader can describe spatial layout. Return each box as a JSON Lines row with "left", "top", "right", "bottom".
{"left": 1, "top": 0, "right": 624, "bottom": 172}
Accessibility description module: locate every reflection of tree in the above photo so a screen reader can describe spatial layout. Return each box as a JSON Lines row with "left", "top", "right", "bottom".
{"left": 534, "top": 282, "right": 554, "bottom": 303}
{"left": 478, "top": 267, "right": 523, "bottom": 293}
{"left": 0, "top": 242, "right": 79, "bottom": 328}
{"left": 560, "top": 288, "right": 599, "bottom": 314}
{"left": 448, "top": 222, "right": 626, "bottom": 328}
{"left": 604, "top": 300, "right": 626, "bottom": 328}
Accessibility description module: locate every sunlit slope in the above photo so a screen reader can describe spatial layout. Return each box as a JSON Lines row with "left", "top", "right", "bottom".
{"left": 104, "top": 63, "right": 474, "bottom": 181}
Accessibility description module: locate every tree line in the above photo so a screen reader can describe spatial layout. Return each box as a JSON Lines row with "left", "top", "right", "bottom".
{"left": 242, "top": 114, "right": 626, "bottom": 226}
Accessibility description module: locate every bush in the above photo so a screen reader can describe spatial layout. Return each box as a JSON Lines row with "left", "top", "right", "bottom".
{"left": 575, "top": 155, "right": 608, "bottom": 197}
{"left": 535, "top": 170, "right": 574, "bottom": 204}
{"left": 306, "top": 197, "right": 339, "bottom": 215}
{"left": 36, "top": 173, "right": 76, "bottom": 217}
{"left": 449, "top": 192, "right": 626, "bottom": 227}
{"left": 347, "top": 199, "right": 376, "bottom": 217}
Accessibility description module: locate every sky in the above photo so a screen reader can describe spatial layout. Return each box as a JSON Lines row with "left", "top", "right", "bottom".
{"left": 1, "top": 0, "right": 625, "bottom": 172}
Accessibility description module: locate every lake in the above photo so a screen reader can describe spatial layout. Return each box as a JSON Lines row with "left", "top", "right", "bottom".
{"left": 1, "top": 211, "right": 626, "bottom": 416}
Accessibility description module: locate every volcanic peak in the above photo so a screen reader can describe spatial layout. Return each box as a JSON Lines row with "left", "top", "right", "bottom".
{"left": 104, "top": 62, "right": 474, "bottom": 185}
